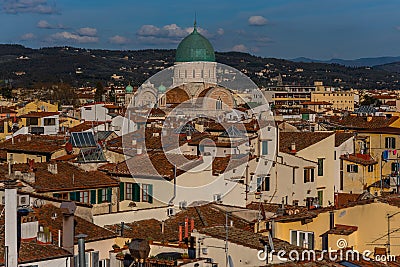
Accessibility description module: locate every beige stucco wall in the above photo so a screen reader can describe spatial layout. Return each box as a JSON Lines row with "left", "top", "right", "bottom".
{"left": 296, "top": 133, "right": 336, "bottom": 207}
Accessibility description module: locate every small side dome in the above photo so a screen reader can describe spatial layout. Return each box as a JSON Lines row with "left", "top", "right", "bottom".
{"left": 125, "top": 84, "right": 133, "bottom": 93}
{"left": 158, "top": 84, "right": 166, "bottom": 93}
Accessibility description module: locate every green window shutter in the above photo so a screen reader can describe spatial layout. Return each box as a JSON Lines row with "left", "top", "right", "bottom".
{"left": 133, "top": 183, "right": 140, "bottom": 202}
{"left": 148, "top": 184, "right": 153, "bottom": 204}
{"left": 69, "top": 192, "right": 76, "bottom": 201}
{"left": 53, "top": 193, "right": 61, "bottom": 198}
{"left": 90, "top": 190, "right": 96, "bottom": 204}
{"left": 97, "top": 189, "right": 103, "bottom": 204}
{"left": 119, "top": 182, "right": 125, "bottom": 201}
{"left": 107, "top": 188, "right": 112, "bottom": 202}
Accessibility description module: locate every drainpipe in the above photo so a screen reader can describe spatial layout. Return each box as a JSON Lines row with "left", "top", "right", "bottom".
{"left": 76, "top": 234, "right": 88, "bottom": 267}
{"left": 168, "top": 164, "right": 177, "bottom": 206}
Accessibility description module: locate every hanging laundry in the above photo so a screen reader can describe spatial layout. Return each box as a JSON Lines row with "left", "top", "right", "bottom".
{"left": 383, "top": 150, "right": 390, "bottom": 161}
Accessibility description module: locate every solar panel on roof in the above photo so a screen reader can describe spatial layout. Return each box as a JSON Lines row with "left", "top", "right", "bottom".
{"left": 70, "top": 132, "right": 97, "bottom": 147}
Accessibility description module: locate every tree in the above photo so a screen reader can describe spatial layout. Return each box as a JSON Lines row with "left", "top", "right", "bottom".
{"left": 94, "top": 81, "right": 105, "bottom": 102}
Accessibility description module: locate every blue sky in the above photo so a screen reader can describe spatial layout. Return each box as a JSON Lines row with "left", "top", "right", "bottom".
{"left": 1, "top": 0, "right": 400, "bottom": 59}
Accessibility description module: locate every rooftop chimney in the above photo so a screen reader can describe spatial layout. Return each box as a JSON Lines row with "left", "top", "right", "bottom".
{"left": 329, "top": 211, "right": 335, "bottom": 230}
{"left": 48, "top": 163, "right": 58, "bottom": 175}
{"left": 290, "top": 142, "right": 297, "bottom": 154}
{"left": 5, "top": 180, "right": 18, "bottom": 267}
{"left": 60, "top": 201, "right": 76, "bottom": 255}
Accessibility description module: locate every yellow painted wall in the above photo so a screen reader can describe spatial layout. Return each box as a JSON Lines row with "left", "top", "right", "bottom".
{"left": 274, "top": 202, "right": 400, "bottom": 255}
{"left": 311, "top": 92, "right": 354, "bottom": 111}
{"left": 17, "top": 100, "right": 58, "bottom": 115}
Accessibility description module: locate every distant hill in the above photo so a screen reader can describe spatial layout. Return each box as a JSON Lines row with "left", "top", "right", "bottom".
{"left": 1, "top": 44, "right": 400, "bottom": 90}
{"left": 374, "top": 61, "right": 400, "bottom": 73}
{"left": 292, "top": 56, "right": 400, "bottom": 67}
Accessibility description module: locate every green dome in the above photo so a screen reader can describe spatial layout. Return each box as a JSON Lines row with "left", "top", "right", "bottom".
{"left": 175, "top": 27, "right": 215, "bottom": 62}
{"left": 158, "top": 84, "right": 166, "bottom": 93}
{"left": 125, "top": 84, "right": 133, "bottom": 93}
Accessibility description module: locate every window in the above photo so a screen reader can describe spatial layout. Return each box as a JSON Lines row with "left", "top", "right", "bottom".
{"left": 79, "top": 191, "right": 89, "bottom": 203}
{"left": 261, "top": 140, "right": 269, "bottom": 155}
{"left": 142, "top": 184, "right": 153, "bottom": 203}
{"left": 44, "top": 118, "right": 56, "bottom": 126}
{"left": 216, "top": 97, "right": 222, "bottom": 110}
{"left": 126, "top": 183, "right": 133, "bottom": 200}
{"left": 368, "top": 165, "right": 374, "bottom": 172}
{"left": 347, "top": 164, "right": 358, "bottom": 173}
{"left": 392, "top": 163, "right": 400, "bottom": 173}
{"left": 317, "top": 158, "right": 324, "bottom": 176}
{"left": 386, "top": 137, "right": 396, "bottom": 149}
{"left": 291, "top": 230, "right": 314, "bottom": 249}
{"left": 292, "top": 168, "right": 296, "bottom": 184}
{"left": 27, "top": 117, "right": 39, "bottom": 126}
{"left": 257, "top": 176, "right": 270, "bottom": 192}
{"left": 97, "top": 188, "right": 108, "bottom": 203}
{"left": 303, "top": 168, "right": 315, "bottom": 183}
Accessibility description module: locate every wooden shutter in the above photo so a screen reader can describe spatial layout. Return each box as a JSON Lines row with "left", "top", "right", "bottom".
{"left": 133, "top": 183, "right": 140, "bottom": 202}
{"left": 90, "top": 190, "right": 96, "bottom": 204}
{"left": 148, "top": 184, "right": 153, "bottom": 204}
{"left": 119, "top": 182, "right": 125, "bottom": 201}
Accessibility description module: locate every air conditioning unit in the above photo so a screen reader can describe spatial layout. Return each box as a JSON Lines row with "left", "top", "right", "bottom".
{"left": 167, "top": 207, "right": 175, "bottom": 217}
{"left": 213, "top": 194, "right": 222, "bottom": 203}
{"left": 179, "top": 201, "right": 187, "bottom": 210}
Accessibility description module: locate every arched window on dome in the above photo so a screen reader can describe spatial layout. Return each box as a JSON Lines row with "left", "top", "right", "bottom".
{"left": 201, "top": 69, "right": 204, "bottom": 78}
{"left": 185, "top": 70, "right": 187, "bottom": 78}
{"left": 216, "top": 97, "right": 222, "bottom": 110}
{"left": 193, "top": 69, "right": 196, "bottom": 78}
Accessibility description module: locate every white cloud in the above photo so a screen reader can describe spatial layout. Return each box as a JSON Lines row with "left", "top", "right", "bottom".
{"left": 232, "top": 44, "right": 248, "bottom": 53}
{"left": 51, "top": 31, "right": 99, "bottom": 43}
{"left": 137, "top": 23, "right": 218, "bottom": 45}
{"left": 1, "top": 0, "right": 58, "bottom": 14}
{"left": 36, "top": 19, "right": 65, "bottom": 29}
{"left": 37, "top": 20, "right": 51, "bottom": 28}
{"left": 109, "top": 35, "right": 129, "bottom": 45}
{"left": 20, "top": 33, "right": 35, "bottom": 40}
{"left": 77, "top": 27, "right": 97, "bottom": 36}
{"left": 248, "top": 16, "right": 268, "bottom": 26}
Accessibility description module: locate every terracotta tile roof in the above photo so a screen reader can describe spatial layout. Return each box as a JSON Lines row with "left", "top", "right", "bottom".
{"left": 99, "top": 152, "right": 202, "bottom": 180}
{"left": 334, "top": 193, "right": 362, "bottom": 208}
{"left": 53, "top": 154, "right": 78, "bottom": 161}
{"left": 68, "top": 121, "right": 106, "bottom": 132}
{"left": 322, "top": 116, "right": 399, "bottom": 130}
{"left": 2, "top": 161, "right": 119, "bottom": 193}
{"left": 0, "top": 205, "right": 73, "bottom": 265}
{"left": 340, "top": 153, "right": 378, "bottom": 166}
{"left": 0, "top": 106, "right": 17, "bottom": 114}
{"left": 0, "top": 240, "right": 71, "bottom": 265}
{"left": 279, "top": 132, "right": 334, "bottom": 154}
{"left": 212, "top": 154, "right": 255, "bottom": 176}
{"left": 19, "top": 111, "right": 59, "bottom": 118}
{"left": 32, "top": 204, "right": 117, "bottom": 243}
{"left": 322, "top": 224, "right": 358, "bottom": 236}
{"left": 199, "top": 226, "right": 302, "bottom": 252}
{"left": 0, "top": 134, "right": 67, "bottom": 154}
{"left": 335, "top": 132, "right": 354, "bottom": 147}
{"left": 358, "top": 126, "right": 400, "bottom": 135}
{"left": 105, "top": 203, "right": 252, "bottom": 243}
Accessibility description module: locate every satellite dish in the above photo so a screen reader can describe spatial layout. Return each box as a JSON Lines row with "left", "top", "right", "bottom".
{"left": 228, "top": 255, "right": 234, "bottom": 267}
